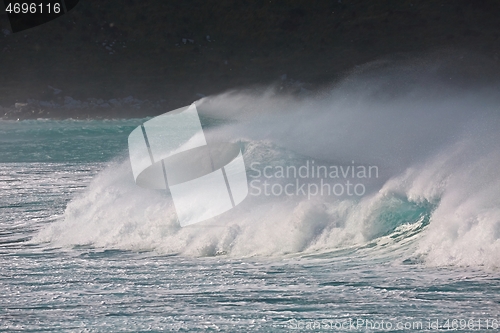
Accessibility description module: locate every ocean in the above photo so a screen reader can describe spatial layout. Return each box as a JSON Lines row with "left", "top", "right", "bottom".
{"left": 1, "top": 71, "right": 500, "bottom": 332}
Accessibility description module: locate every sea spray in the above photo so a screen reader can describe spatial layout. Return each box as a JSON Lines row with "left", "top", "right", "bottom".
{"left": 32, "top": 56, "right": 500, "bottom": 267}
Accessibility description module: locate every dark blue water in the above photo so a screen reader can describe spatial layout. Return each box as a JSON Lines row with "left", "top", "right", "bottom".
{"left": 1, "top": 118, "right": 499, "bottom": 332}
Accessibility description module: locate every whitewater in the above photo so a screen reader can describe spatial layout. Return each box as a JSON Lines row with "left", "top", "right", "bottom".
{"left": 1, "top": 56, "right": 500, "bottom": 331}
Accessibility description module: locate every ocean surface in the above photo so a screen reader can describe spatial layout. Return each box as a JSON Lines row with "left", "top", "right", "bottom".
{"left": 2, "top": 75, "right": 500, "bottom": 332}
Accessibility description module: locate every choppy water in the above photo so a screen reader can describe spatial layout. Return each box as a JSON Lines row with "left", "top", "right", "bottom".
{"left": 2, "top": 64, "right": 500, "bottom": 331}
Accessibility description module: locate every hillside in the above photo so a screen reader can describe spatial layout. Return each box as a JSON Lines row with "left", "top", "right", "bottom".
{"left": 0, "top": 0, "right": 499, "bottom": 119}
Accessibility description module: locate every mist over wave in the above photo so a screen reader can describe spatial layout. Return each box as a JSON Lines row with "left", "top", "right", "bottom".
{"left": 34, "top": 53, "right": 500, "bottom": 269}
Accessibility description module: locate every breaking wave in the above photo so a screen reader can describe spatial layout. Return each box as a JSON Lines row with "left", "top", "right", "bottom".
{"left": 34, "top": 53, "right": 500, "bottom": 269}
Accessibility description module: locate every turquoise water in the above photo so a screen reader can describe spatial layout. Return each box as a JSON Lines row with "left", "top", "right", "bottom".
{"left": 1, "top": 115, "right": 499, "bottom": 332}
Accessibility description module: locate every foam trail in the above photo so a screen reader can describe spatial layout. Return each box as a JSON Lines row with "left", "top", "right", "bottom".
{"left": 35, "top": 55, "right": 500, "bottom": 267}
